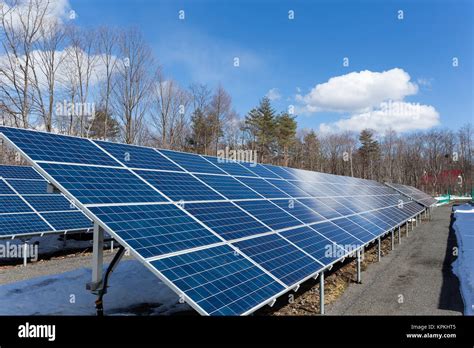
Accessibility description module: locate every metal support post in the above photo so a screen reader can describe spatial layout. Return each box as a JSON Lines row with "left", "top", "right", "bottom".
{"left": 391, "top": 229, "right": 394, "bottom": 250}
{"left": 356, "top": 248, "right": 362, "bottom": 284}
{"left": 319, "top": 271, "right": 325, "bottom": 315}
{"left": 23, "top": 242, "right": 28, "bottom": 267}
{"left": 377, "top": 237, "right": 381, "bottom": 262}
{"left": 398, "top": 225, "right": 401, "bottom": 244}
{"left": 87, "top": 223, "right": 104, "bottom": 292}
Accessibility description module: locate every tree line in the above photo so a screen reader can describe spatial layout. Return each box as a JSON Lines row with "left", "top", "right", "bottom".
{"left": 0, "top": 0, "right": 472, "bottom": 196}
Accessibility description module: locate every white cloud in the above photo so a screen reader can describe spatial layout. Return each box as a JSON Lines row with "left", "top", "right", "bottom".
{"left": 266, "top": 88, "right": 281, "bottom": 101}
{"left": 319, "top": 101, "right": 440, "bottom": 133}
{"left": 296, "top": 68, "right": 418, "bottom": 113}
{"left": 0, "top": 0, "right": 72, "bottom": 32}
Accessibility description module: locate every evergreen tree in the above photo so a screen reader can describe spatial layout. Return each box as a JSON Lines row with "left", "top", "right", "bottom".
{"left": 358, "top": 129, "right": 381, "bottom": 179}
{"left": 86, "top": 108, "right": 120, "bottom": 141}
{"left": 302, "top": 130, "right": 321, "bottom": 171}
{"left": 244, "top": 97, "right": 277, "bottom": 162}
{"left": 275, "top": 112, "right": 297, "bottom": 166}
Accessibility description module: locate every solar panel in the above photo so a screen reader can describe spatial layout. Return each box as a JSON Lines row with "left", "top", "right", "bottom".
{"left": 280, "top": 226, "right": 345, "bottom": 266}
{"left": 89, "top": 204, "right": 222, "bottom": 258}
{"left": 236, "top": 177, "right": 288, "bottom": 198}
{"left": 183, "top": 202, "right": 270, "bottom": 240}
{"left": 0, "top": 164, "right": 93, "bottom": 238}
{"left": 135, "top": 170, "right": 223, "bottom": 202}
{"left": 235, "top": 200, "right": 302, "bottom": 230}
{"left": 232, "top": 234, "right": 323, "bottom": 286}
{"left": 270, "top": 199, "right": 325, "bottom": 224}
{"left": 38, "top": 163, "right": 167, "bottom": 205}
{"left": 159, "top": 150, "right": 225, "bottom": 175}
{"left": 201, "top": 156, "right": 257, "bottom": 177}
{"left": 95, "top": 140, "right": 183, "bottom": 172}
{"left": 385, "top": 182, "right": 437, "bottom": 207}
{"left": 150, "top": 245, "right": 285, "bottom": 315}
{"left": 6, "top": 179, "right": 47, "bottom": 194}
{"left": 0, "top": 127, "right": 119, "bottom": 166}
{"left": 0, "top": 126, "right": 426, "bottom": 315}
{"left": 195, "top": 174, "right": 261, "bottom": 200}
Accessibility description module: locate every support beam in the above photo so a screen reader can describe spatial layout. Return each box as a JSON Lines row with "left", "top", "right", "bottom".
{"left": 377, "top": 237, "right": 381, "bottom": 262}
{"left": 391, "top": 229, "right": 394, "bottom": 250}
{"left": 87, "top": 223, "right": 104, "bottom": 292}
{"left": 319, "top": 271, "right": 325, "bottom": 315}
{"left": 356, "top": 248, "right": 362, "bottom": 284}
{"left": 398, "top": 225, "right": 401, "bottom": 244}
{"left": 23, "top": 242, "right": 28, "bottom": 267}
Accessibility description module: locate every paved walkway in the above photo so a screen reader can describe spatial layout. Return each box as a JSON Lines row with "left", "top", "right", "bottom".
{"left": 327, "top": 205, "right": 463, "bottom": 315}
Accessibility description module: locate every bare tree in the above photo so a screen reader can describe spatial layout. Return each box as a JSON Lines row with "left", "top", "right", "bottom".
{"left": 95, "top": 26, "right": 118, "bottom": 139}
{"left": 208, "top": 84, "right": 231, "bottom": 155}
{"left": 112, "top": 28, "right": 154, "bottom": 144}
{"left": 150, "top": 68, "right": 190, "bottom": 149}
{"left": 29, "top": 18, "right": 66, "bottom": 131}
{"left": 0, "top": 0, "right": 51, "bottom": 127}
{"left": 62, "top": 27, "right": 98, "bottom": 136}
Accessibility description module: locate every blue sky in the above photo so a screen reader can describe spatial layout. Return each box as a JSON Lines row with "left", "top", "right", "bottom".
{"left": 71, "top": 0, "right": 473, "bottom": 133}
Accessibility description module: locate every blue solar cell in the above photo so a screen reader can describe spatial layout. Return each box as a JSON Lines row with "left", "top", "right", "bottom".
{"left": 290, "top": 181, "right": 327, "bottom": 196}
{"left": 195, "top": 174, "right": 262, "bottom": 199}
{"left": 360, "top": 211, "right": 395, "bottom": 230}
{"left": 6, "top": 179, "right": 47, "bottom": 194}
{"left": 202, "top": 156, "right": 257, "bottom": 177}
{"left": 235, "top": 200, "right": 302, "bottom": 230}
{"left": 0, "top": 181, "right": 14, "bottom": 194}
{"left": 311, "top": 221, "right": 363, "bottom": 251}
{"left": 159, "top": 150, "right": 225, "bottom": 174}
{"left": 0, "top": 126, "right": 120, "bottom": 166}
{"left": 233, "top": 234, "right": 322, "bottom": 286}
{"left": 41, "top": 211, "right": 92, "bottom": 230}
{"left": 0, "top": 196, "right": 33, "bottom": 213}
{"left": 280, "top": 226, "right": 345, "bottom": 266}
{"left": 135, "top": 170, "right": 223, "bottom": 202}
{"left": 184, "top": 202, "right": 270, "bottom": 240}
{"left": 236, "top": 177, "right": 288, "bottom": 198}
{"left": 331, "top": 218, "right": 375, "bottom": 243}
{"left": 261, "top": 164, "right": 299, "bottom": 180}
{"left": 38, "top": 163, "right": 167, "bottom": 205}
{"left": 0, "top": 165, "right": 43, "bottom": 179}
{"left": 0, "top": 213, "right": 51, "bottom": 236}
{"left": 89, "top": 204, "right": 221, "bottom": 258}
{"left": 348, "top": 215, "right": 386, "bottom": 236}
{"left": 95, "top": 141, "right": 183, "bottom": 171}
{"left": 238, "top": 162, "right": 281, "bottom": 179}
{"left": 150, "top": 245, "right": 285, "bottom": 315}
{"left": 266, "top": 179, "right": 310, "bottom": 198}
{"left": 270, "top": 199, "right": 325, "bottom": 224}
{"left": 298, "top": 198, "right": 342, "bottom": 219}
{"left": 317, "top": 197, "right": 356, "bottom": 216}
{"left": 24, "top": 195, "right": 77, "bottom": 212}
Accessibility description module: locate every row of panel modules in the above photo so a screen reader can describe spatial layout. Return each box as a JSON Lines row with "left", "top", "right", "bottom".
{"left": 0, "top": 165, "right": 93, "bottom": 238}
{"left": 0, "top": 126, "right": 429, "bottom": 316}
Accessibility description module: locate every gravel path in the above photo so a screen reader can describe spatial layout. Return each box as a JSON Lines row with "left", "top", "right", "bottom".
{"left": 327, "top": 205, "right": 463, "bottom": 315}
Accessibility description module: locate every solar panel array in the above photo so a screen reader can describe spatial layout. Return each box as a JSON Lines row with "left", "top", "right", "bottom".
{"left": 0, "top": 165, "right": 93, "bottom": 238}
{"left": 385, "top": 182, "right": 437, "bottom": 207}
{"left": 0, "top": 127, "right": 424, "bottom": 315}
